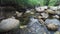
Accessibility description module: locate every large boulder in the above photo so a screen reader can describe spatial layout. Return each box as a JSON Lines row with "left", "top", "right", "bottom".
{"left": 45, "top": 19, "right": 60, "bottom": 31}
{"left": 0, "top": 18, "right": 20, "bottom": 32}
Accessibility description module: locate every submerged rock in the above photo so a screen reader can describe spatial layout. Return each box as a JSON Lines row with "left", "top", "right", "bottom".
{"left": 45, "top": 19, "right": 60, "bottom": 25}
{"left": 23, "top": 17, "right": 60, "bottom": 34}
{"left": 27, "top": 17, "right": 48, "bottom": 34}
{"left": 46, "top": 24, "right": 58, "bottom": 31}
{"left": 45, "top": 19, "right": 60, "bottom": 31}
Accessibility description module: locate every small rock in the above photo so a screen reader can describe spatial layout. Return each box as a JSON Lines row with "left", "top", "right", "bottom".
{"left": 16, "top": 11, "right": 23, "bottom": 17}
{"left": 49, "top": 6, "right": 58, "bottom": 11}
{"left": 41, "top": 6, "right": 48, "bottom": 9}
{"left": 20, "top": 25, "right": 27, "bottom": 29}
{"left": 35, "top": 7, "right": 45, "bottom": 12}
{"left": 53, "top": 15, "right": 59, "bottom": 18}
{"left": 25, "top": 10, "right": 31, "bottom": 13}
{"left": 45, "top": 9, "right": 55, "bottom": 14}
{"left": 30, "top": 12, "right": 35, "bottom": 15}
{"left": 41, "top": 13, "right": 49, "bottom": 18}
{"left": 38, "top": 16, "right": 42, "bottom": 19}
{"left": 46, "top": 24, "right": 58, "bottom": 31}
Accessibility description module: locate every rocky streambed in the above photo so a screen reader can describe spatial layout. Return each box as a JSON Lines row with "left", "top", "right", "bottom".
{"left": 0, "top": 6, "right": 60, "bottom": 34}
{"left": 19, "top": 6, "right": 60, "bottom": 34}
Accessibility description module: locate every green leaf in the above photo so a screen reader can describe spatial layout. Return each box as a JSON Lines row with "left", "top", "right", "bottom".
{"left": 48, "top": 0, "right": 57, "bottom": 6}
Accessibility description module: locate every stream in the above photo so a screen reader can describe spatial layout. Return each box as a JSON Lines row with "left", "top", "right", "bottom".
{"left": 20, "top": 17, "right": 60, "bottom": 34}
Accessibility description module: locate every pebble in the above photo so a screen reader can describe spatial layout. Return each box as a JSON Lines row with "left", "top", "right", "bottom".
{"left": 16, "top": 11, "right": 23, "bottom": 17}
{"left": 20, "top": 25, "right": 27, "bottom": 29}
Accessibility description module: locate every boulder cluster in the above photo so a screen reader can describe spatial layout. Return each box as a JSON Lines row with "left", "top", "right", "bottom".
{"left": 20, "top": 6, "right": 60, "bottom": 31}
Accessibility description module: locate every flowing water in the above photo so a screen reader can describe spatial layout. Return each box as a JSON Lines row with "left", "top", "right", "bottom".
{"left": 20, "top": 17, "right": 60, "bottom": 34}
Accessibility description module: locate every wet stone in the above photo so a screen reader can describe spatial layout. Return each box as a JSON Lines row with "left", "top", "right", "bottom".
{"left": 45, "top": 19, "right": 60, "bottom": 32}
{"left": 27, "top": 17, "right": 48, "bottom": 34}
{"left": 45, "top": 9, "right": 55, "bottom": 14}
{"left": 52, "top": 15, "right": 59, "bottom": 18}
{"left": 41, "top": 13, "right": 49, "bottom": 18}
{"left": 20, "top": 14, "right": 60, "bottom": 34}
{"left": 45, "top": 19, "right": 60, "bottom": 26}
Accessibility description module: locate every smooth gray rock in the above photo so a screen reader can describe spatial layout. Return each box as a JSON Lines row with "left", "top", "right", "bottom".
{"left": 45, "top": 19, "right": 60, "bottom": 32}
{"left": 45, "top": 19, "right": 60, "bottom": 26}
{"left": 0, "top": 18, "right": 20, "bottom": 32}
{"left": 27, "top": 17, "right": 48, "bottom": 34}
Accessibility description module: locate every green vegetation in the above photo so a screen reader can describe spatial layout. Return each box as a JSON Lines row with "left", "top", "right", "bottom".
{"left": 1, "top": 0, "right": 60, "bottom": 8}
{"left": 48, "top": 0, "right": 57, "bottom": 6}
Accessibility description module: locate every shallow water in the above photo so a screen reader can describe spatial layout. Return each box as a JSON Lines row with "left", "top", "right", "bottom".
{"left": 24, "top": 17, "right": 60, "bottom": 34}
